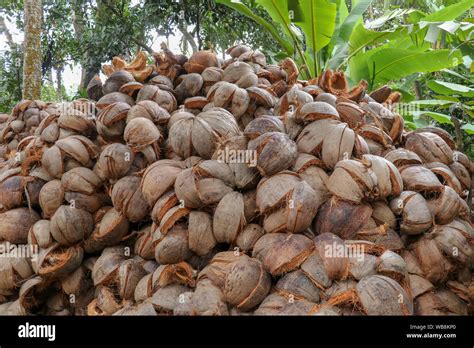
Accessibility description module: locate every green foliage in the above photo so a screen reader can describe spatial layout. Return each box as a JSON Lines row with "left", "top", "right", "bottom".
{"left": 0, "top": 0, "right": 280, "bottom": 109}
{"left": 426, "top": 80, "right": 474, "bottom": 97}
{"left": 397, "top": 66, "right": 474, "bottom": 157}
{"left": 0, "top": 45, "right": 23, "bottom": 112}
{"left": 41, "top": 83, "right": 71, "bottom": 102}
{"left": 219, "top": 0, "right": 472, "bottom": 86}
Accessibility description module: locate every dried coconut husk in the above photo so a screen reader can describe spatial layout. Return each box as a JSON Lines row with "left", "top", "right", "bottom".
{"left": 213, "top": 191, "right": 245, "bottom": 244}
{"left": 449, "top": 161, "right": 471, "bottom": 192}
{"left": 427, "top": 163, "right": 463, "bottom": 195}
{"left": 188, "top": 210, "right": 216, "bottom": 256}
{"left": 362, "top": 154, "right": 403, "bottom": 198}
{"left": 263, "top": 180, "right": 320, "bottom": 234}
{"left": 94, "top": 143, "right": 134, "bottom": 182}
{"left": 153, "top": 223, "right": 192, "bottom": 265}
{"left": 96, "top": 92, "right": 135, "bottom": 109}
{"left": 0, "top": 207, "right": 41, "bottom": 244}
{"left": 317, "top": 70, "right": 367, "bottom": 102}
{"left": 314, "top": 198, "right": 373, "bottom": 239}
{"left": 28, "top": 219, "right": 53, "bottom": 248}
{"left": 168, "top": 107, "right": 240, "bottom": 159}
{"left": 83, "top": 207, "right": 129, "bottom": 253}
{"left": 0, "top": 175, "right": 41, "bottom": 212}
{"left": 93, "top": 285, "right": 123, "bottom": 315}
{"left": 435, "top": 287, "right": 468, "bottom": 315}
{"left": 197, "top": 251, "right": 243, "bottom": 289}
{"left": 133, "top": 226, "right": 155, "bottom": 260}
{"left": 243, "top": 116, "right": 285, "bottom": 139}
{"left": 254, "top": 292, "right": 317, "bottom": 315}
{"left": 183, "top": 50, "right": 219, "bottom": 74}
{"left": 36, "top": 243, "right": 84, "bottom": 278}
{"left": 291, "top": 153, "right": 329, "bottom": 197}
{"left": 357, "top": 124, "right": 393, "bottom": 156}
{"left": 96, "top": 102, "right": 130, "bottom": 142}
{"left": 405, "top": 132, "right": 453, "bottom": 165}
{"left": 294, "top": 101, "right": 339, "bottom": 124}
{"left": 324, "top": 274, "right": 413, "bottom": 315}
{"left": 253, "top": 233, "right": 315, "bottom": 276}
{"left": 431, "top": 224, "right": 473, "bottom": 267}
{"left": 371, "top": 201, "right": 397, "bottom": 229}
{"left": 389, "top": 191, "right": 432, "bottom": 235}
{"left": 91, "top": 246, "right": 126, "bottom": 286}
{"left": 140, "top": 159, "right": 186, "bottom": 207}
{"left": 111, "top": 175, "right": 150, "bottom": 222}
{"left": 116, "top": 258, "right": 147, "bottom": 300}
{"left": 136, "top": 85, "right": 177, "bottom": 113}
{"left": 207, "top": 81, "right": 250, "bottom": 118}
{"left": 61, "top": 262, "right": 93, "bottom": 296}
{"left": 174, "top": 73, "right": 204, "bottom": 103}
{"left": 426, "top": 186, "right": 460, "bottom": 225}
{"left": 41, "top": 135, "right": 99, "bottom": 179}
{"left": 326, "top": 159, "right": 375, "bottom": 204}
{"left": 408, "top": 236, "right": 454, "bottom": 285}
{"left": 0, "top": 249, "right": 34, "bottom": 291}
{"left": 414, "top": 292, "right": 450, "bottom": 315}
{"left": 348, "top": 253, "right": 378, "bottom": 281}
{"left": 61, "top": 167, "right": 102, "bottom": 195}
{"left": 211, "top": 136, "right": 260, "bottom": 190}
{"left": 50, "top": 205, "right": 94, "bottom": 245}
{"left": 275, "top": 269, "right": 321, "bottom": 303}
{"left": 151, "top": 262, "right": 195, "bottom": 291}
{"left": 300, "top": 250, "right": 332, "bottom": 289}
{"left": 18, "top": 276, "right": 53, "bottom": 314}
{"left": 357, "top": 226, "right": 404, "bottom": 252}
{"left": 384, "top": 148, "right": 423, "bottom": 168}
{"left": 312, "top": 233, "right": 351, "bottom": 281}
{"left": 248, "top": 132, "right": 298, "bottom": 177}
{"left": 174, "top": 163, "right": 234, "bottom": 209}
{"left": 223, "top": 255, "right": 271, "bottom": 311}
{"left": 255, "top": 170, "right": 302, "bottom": 214}
{"left": 113, "top": 300, "right": 156, "bottom": 316}
{"left": 274, "top": 86, "right": 313, "bottom": 116}
{"left": 336, "top": 101, "right": 366, "bottom": 129}
{"left": 235, "top": 224, "right": 264, "bottom": 253}
{"left": 407, "top": 273, "right": 434, "bottom": 299}
{"left": 174, "top": 279, "right": 229, "bottom": 315}
{"left": 376, "top": 250, "right": 407, "bottom": 283}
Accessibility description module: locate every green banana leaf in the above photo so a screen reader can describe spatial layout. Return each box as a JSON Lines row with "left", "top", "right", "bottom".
{"left": 409, "top": 99, "right": 455, "bottom": 106}
{"left": 348, "top": 24, "right": 406, "bottom": 54}
{"left": 366, "top": 48, "right": 463, "bottom": 88}
{"left": 427, "top": 80, "right": 474, "bottom": 97}
{"left": 461, "top": 123, "right": 474, "bottom": 134}
{"left": 293, "top": 0, "right": 337, "bottom": 75}
{"left": 327, "top": 0, "right": 373, "bottom": 69}
{"left": 422, "top": 0, "right": 474, "bottom": 22}
{"left": 411, "top": 110, "right": 453, "bottom": 125}
{"left": 255, "top": 0, "right": 296, "bottom": 44}
{"left": 215, "top": 0, "right": 294, "bottom": 55}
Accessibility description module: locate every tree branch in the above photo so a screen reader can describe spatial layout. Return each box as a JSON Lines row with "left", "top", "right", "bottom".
{"left": 0, "top": 16, "right": 14, "bottom": 47}
{"left": 101, "top": 0, "right": 154, "bottom": 54}
{"left": 178, "top": 25, "right": 197, "bottom": 53}
{"left": 130, "top": 37, "right": 154, "bottom": 54}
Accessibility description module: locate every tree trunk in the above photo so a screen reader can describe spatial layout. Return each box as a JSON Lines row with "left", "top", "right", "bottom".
{"left": 0, "top": 16, "right": 14, "bottom": 47}
{"left": 22, "top": 0, "right": 43, "bottom": 100}
{"left": 72, "top": 0, "right": 100, "bottom": 91}
{"left": 80, "top": 68, "right": 99, "bottom": 91}
{"left": 56, "top": 65, "right": 63, "bottom": 100}
{"left": 46, "top": 67, "right": 53, "bottom": 84}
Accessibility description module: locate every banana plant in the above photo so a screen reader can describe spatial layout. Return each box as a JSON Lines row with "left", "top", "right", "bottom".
{"left": 216, "top": 0, "right": 472, "bottom": 88}
{"left": 216, "top": 0, "right": 346, "bottom": 77}
{"left": 347, "top": 0, "right": 473, "bottom": 89}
